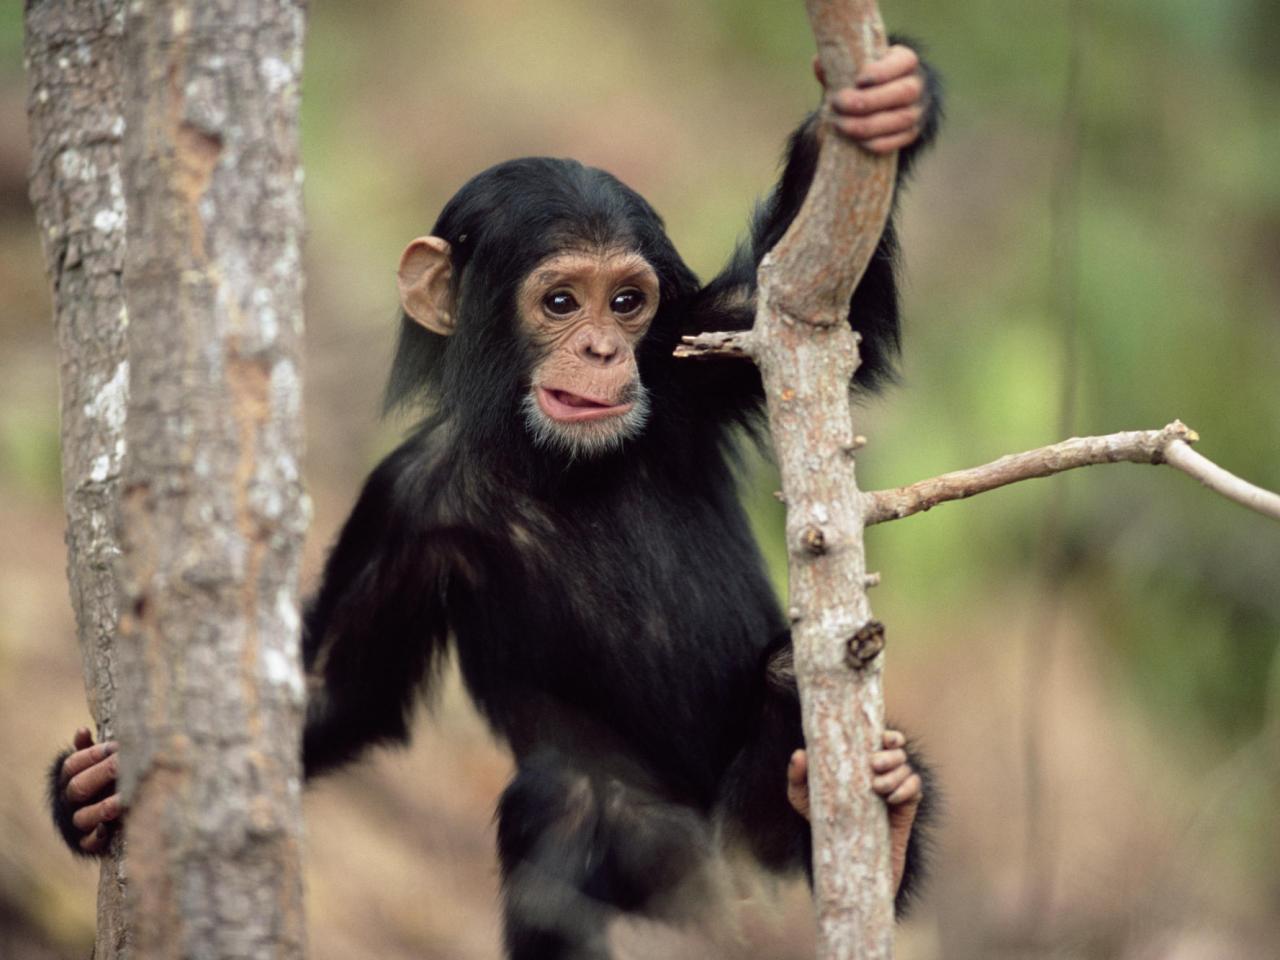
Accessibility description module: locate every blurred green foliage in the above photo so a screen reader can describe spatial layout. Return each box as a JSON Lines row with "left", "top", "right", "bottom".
{"left": 0, "top": 415, "right": 60, "bottom": 502}
{"left": 852, "top": 0, "right": 1278, "bottom": 750}
{"left": 0, "top": 5, "right": 22, "bottom": 74}
{"left": 794, "top": 1, "right": 1275, "bottom": 750}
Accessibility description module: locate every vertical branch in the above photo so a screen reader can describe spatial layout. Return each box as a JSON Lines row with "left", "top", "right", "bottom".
{"left": 758, "top": 2, "right": 896, "bottom": 957}
{"left": 113, "top": 2, "right": 310, "bottom": 956}
{"left": 677, "top": 1, "right": 903, "bottom": 953}
{"left": 24, "top": 2, "right": 131, "bottom": 955}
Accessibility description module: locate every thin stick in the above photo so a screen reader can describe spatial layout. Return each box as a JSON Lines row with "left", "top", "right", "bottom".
{"left": 674, "top": 330, "right": 757, "bottom": 359}
{"left": 863, "top": 420, "right": 1280, "bottom": 525}
{"left": 1163, "top": 439, "right": 1280, "bottom": 521}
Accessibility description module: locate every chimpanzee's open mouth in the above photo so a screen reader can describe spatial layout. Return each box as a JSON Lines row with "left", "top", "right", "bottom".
{"left": 537, "top": 387, "right": 633, "bottom": 423}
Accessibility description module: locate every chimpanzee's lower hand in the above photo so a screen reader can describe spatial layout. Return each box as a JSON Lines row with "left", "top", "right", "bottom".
{"left": 50, "top": 726, "right": 122, "bottom": 856}
{"left": 813, "top": 44, "right": 928, "bottom": 154}
{"left": 786, "top": 728, "right": 924, "bottom": 893}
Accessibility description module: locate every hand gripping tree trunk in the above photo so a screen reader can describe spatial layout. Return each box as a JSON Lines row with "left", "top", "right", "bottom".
{"left": 25, "top": 2, "right": 131, "bottom": 955}
{"left": 681, "top": 2, "right": 900, "bottom": 957}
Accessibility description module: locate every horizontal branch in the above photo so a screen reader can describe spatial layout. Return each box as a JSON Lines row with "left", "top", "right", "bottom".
{"left": 864, "top": 420, "right": 1280, "bottom": 525}
{"left": 673, "top": 329, "right": 756, "bottom": 359}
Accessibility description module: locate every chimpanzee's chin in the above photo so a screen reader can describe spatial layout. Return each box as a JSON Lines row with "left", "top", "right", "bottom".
{"left": 520, "top": 389, "right": 649, "bottom": 460}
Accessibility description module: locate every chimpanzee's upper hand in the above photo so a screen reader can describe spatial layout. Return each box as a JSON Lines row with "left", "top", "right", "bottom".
{"left": 813, "top": 44, "right": 928, "bottom": 154}
{"left": 49, "top": 726, "right": 123, "bottom": 856}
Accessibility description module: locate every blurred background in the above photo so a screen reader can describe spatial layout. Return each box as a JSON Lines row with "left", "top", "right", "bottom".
{"left": 2, "top": 1, "right": 1277, "bottom": 957}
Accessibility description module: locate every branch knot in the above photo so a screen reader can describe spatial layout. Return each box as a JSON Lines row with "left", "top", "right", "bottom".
{"left": 846, "top": 620, "right": 886, "bottom": 670}
{"left": 801, "top": 524, "right": 827, "bottom": 555}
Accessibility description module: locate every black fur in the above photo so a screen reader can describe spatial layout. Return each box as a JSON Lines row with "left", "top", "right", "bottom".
{"left": 50, "top": 55, "right": 942, "bottom": 955}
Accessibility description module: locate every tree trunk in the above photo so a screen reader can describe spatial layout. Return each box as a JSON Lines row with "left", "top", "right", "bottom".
{"left": 111, "top": 2, "right": 310, "bottom": 957}
{"left": 24, "top": 2, "right": 131, "bottom": 955}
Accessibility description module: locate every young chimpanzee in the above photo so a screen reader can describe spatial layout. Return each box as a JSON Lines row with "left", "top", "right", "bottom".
{"left": 51, "top": 45, "right": 941, "bottom": 958}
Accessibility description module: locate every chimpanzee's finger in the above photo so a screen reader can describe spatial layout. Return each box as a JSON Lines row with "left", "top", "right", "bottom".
{"left": 882, "top": 729, "right": 906, "bottom": 749}
{"left": 830, "top": 73, "right": 924, "bottom": 117}
{"left": 60, "top": 740, "right": 118, "bottom": 786}
{"left": 871, "top": 748, "right": 907, "bottom": 774}
{"left": 71, "top": 793, "right": 122, "bottom": 834}
{"left": 861, "top": 129, "right": 921, "bottom": 155}
{"left": 66, "top": 752, "right": 120, "bottom": 805}
{"left": 834, "top": 106, "right": 922, "bottom": 144}
{"left": 872, "top": 761, "right": 914, "bottom": 797}
{"left": 855, "top": 44, "right": 920, "bottom": 88}
{"left": 79, "top": 823, "right": 113, "bottom": 855}
{"left": 73, "top": 727, "right": 94, "bottom": 751}
{"left": 812, "top": 54, "right": 826, "bottom": 88}
{"left": 787, "top": 749, "right": 808, "bottom": 787}
{"left": 786, "top": 749, "right": 810, "bottom": 819}
{"left": 886, "top": 772, "right": 922, "bottom": 806}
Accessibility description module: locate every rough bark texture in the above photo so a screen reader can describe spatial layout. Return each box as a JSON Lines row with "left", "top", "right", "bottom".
{"left": 687, "top": 3, "right": 899, "bottom": 957}
{"left": 24, "top": 2, "right": 131, "bottom": 955}
{"left": 112, "top": 2, "right": 310, "bottom": 958}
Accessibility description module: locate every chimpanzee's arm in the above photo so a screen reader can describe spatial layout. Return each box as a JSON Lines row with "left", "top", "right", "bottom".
{"left": 689, "top": 40, "right": 942, "bottom": 410}
{"left": 889, "top": 736, "right": 938, "bottom": 917}
{"left": 301, "top": 434, "right": 454, "bottom": 778}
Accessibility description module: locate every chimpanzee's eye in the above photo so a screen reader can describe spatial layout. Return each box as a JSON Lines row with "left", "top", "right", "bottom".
{"left": 611, "top": 289, "right": 645, "bottom": 316}
{"left": 543, "top": 291, "right": 579, "bottom": 316}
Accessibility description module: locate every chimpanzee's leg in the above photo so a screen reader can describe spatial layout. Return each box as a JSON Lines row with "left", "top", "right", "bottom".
{"left": 495, "top": 754, "right": 715, "bottom": 960}
{"left": 497, "top": 761, "right": 609, "bottom": 960}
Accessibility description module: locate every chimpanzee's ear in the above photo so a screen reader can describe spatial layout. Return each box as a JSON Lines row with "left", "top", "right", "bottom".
{"left": 398, "top": 236, "right": 456, "bottom": 336}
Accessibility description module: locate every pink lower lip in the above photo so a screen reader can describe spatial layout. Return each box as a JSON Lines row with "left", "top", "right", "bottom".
{"left": 537, "top": 387, "right": 633, "bottom": 423}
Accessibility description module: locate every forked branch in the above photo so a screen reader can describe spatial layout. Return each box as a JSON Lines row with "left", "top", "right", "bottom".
{"left": 864, "top": 420, "right": 1280, "bottom": 525}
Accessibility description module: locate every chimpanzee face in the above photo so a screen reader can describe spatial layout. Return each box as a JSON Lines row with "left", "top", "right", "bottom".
{"left": 514, "top": 247, "right": 659, "bottom": 458}
{"left": 395, "top": 236, "right": 661, "bottom": 459}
